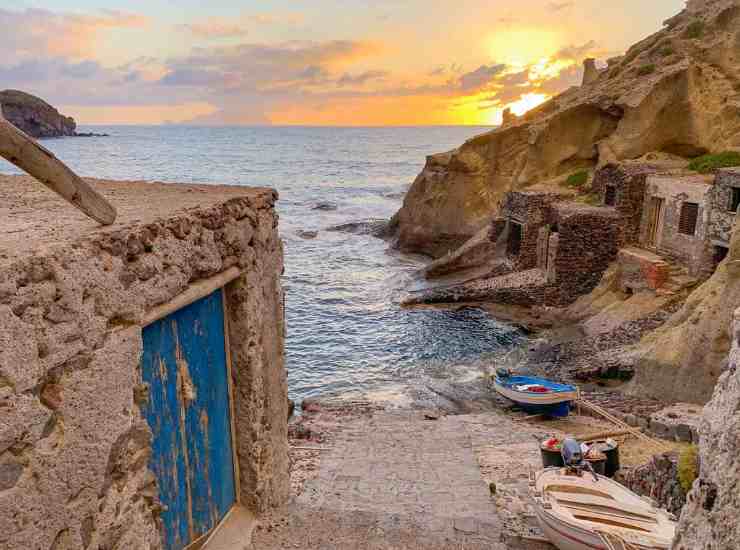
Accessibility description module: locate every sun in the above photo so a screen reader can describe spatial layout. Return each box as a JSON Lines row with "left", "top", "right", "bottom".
{"left": 508, "top": 93, "right": 548, "bottom": 116}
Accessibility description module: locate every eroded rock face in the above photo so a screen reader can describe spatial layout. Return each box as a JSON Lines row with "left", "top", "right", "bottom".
{"left": 392, "top": 0, "right": 740, "bottom": 258}
{"left": 630, "top": 208, "right": 740, "bottom": 404}
{"left": 0, "top": 89, "right": 76, "bottom": 138}
{"left": 672, "top": 307, "right": 740, "bottom": 549}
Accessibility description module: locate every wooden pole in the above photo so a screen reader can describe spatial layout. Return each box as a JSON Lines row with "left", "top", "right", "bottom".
{"left": 0, "top": 116, "right": 116, "bottom": 225}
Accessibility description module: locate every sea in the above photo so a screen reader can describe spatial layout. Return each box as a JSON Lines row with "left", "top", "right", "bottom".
{"left": 0, "top": 125, "right": 525, "bottom": 408}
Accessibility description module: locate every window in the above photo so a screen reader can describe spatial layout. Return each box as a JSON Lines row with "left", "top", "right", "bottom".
{"left": 604, "top": 185, "right": 617, "bottom": 207}
{"left": 507, "top": 222, "right": 523, "bottom": 257}
{"left": 730, "top": 188, "right": 740, "bottom": 213}
{"left": 678, "top": 202, "right": 699, "bottom": 236}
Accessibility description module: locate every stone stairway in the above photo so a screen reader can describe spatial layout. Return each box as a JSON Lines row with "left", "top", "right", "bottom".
{"left": 658, "top": 263, "right": 699, "bottom": 295}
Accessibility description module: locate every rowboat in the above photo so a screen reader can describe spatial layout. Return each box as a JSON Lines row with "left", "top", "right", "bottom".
{"left": 493, "top": 373, "right": 579, "bottom": 417}
{"left": 530, "top": 468, "right": 676, "bottom": 550}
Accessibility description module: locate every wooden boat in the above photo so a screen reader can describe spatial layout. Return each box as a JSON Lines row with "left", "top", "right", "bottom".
{"left": 493, "top": 373, "right": 579, "bottom": 417}
{"left": 530, "top": 468, "right": 676, "bottom": 550}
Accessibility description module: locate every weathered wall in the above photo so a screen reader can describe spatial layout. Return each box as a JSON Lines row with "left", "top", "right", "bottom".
{"left": 708, "top": 168, "right": 740, "bottom": 246}
{"left": 641, "top": 175, "right": 714, "bottom": 276}
{"left": 672, "top": 307, "right": 740, "bottom": 549}
{"left": 615, "top": 452, "right": 687, "bottom": 516}
{"left": 0, "top": 176, "right": 288, "bottom": 549}
{"left": 592, "top": 163, "right": 658, "bottom": 246}
{"left": 545, "top": 204, "right": 622, "bottom": 305}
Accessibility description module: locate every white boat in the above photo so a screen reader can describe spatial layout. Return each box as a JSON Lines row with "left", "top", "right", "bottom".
{"left": 493, "top": 374, "right": 580, "bottom": 417}
{"left": 530, "top": 468, "right": 676, "bottom": 550}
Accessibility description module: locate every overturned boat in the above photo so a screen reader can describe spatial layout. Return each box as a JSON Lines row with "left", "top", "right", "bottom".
{"left": 530, "top": 467, "right": 676, "bottom": 550}
{"left": 493, "top": 370, "right": 579, "bottom": 417}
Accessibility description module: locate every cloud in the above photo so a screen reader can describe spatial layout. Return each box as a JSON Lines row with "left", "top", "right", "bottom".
{"left": 337, "top": 70, "right": 388, "bottom": 87}
{"left": 458, "top": 64, "right": 507, "bottom": 91}
{"left": 554, "top": 40, "right": 599, "bottom": 61}
{"left": 547, "top": 2, "right": 575, "bottom": 11}
{"left": 177, "top": 13, "right": 305, "bottom": 39}
{"left": 0, "top": 8, "right": 148, "bottom": 60}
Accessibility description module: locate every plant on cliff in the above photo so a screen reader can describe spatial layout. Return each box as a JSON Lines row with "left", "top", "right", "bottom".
{"left": 684, "top": 20, "right": 705, "bottom": 40}
{"left": 678, "top": 445, "right": 699, "bottom": 493}
{"left": 637, "top": 64, "right": 656, "bottom": 76}
{"left": 565, "top": 170, "right": 590, "bottom": 189}
{"left": 688, "top": 151, "right": 740, "bottom": 173}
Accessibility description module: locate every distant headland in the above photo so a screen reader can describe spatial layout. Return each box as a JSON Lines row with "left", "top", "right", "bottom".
{"left": 0, "top": 89, "right": 107, "bottom": 139}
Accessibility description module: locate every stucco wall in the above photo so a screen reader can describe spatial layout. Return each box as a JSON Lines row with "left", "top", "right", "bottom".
{"left": 0, "top": 176, "right": 288, "bottom": 549}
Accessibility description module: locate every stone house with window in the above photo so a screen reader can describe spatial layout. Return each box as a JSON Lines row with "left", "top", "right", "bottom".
{"left": 639, "top": 174, "right": 716, "bottom": 277}
{"left": 708, "top": 168, "right": 740, "bottom": 265}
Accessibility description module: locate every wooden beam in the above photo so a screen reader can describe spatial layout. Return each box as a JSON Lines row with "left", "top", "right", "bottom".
{"left": 142, "top": 267, "right": 242, "bottom": 326}
{"left": 0, "top": 116, "right": 116, "bottom": 225}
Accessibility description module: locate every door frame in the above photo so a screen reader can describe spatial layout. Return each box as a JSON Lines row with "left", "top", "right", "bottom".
{"left": 142, "top": 267, "right": 243, "bottom": 550}
{"left": 646, "top": 196, "right": 665, "bottom": 250}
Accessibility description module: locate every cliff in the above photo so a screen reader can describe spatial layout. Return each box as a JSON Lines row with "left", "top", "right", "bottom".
{"left": 0, "top": 89, "right": 77, "bottom": 138}
{"left": 672, "top": 308, "right": 740, "bottom": 549}
{"left": 391, "top": 0, "right": 740, "bottom": 258}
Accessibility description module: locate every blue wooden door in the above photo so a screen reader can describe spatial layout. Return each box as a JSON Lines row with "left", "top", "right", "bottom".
{"left": 141, "top": 289, "right": 237, "bottom": 550}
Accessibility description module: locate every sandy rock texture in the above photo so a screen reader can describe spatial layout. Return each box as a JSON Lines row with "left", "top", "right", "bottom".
{"left": 0, "top": 90, "right": 76, "bottom": 138}
{"left": 672, "top": 307, "right": 740, "bottom": 550}
{"left": 391, "top": 0, "right": 740, "bottom": 258}
{"left": 630, "top": 208, "right": 740, "bottom": 404}
{"left": 0, "top": 175, "right": 288, "bottom": 549}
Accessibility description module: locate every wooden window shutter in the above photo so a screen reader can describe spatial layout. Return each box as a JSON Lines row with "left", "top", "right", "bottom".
{"left": 679, "top": 202, "right": 699, "bottom": 236}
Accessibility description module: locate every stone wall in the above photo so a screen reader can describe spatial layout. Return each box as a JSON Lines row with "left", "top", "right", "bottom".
{"left": 546, "top": 203, "right": 622, "bottom": 305}
{"left": 0, "top": 176, "right": 289, "bottom": 549}
{"left": 708, "top": 168, "right": 740, "bottom": 246}
{"left": 497, "top": 192, "right": 564, "bottom": 270}
{"left": 615, "top": 452, "right": 687, "bottom": 516}
{"left": 672, "top": 307, "right": 740, "bottom": 549}
{"left": 592, "top": 163, "right": 659, "bottom": 246}
{"left": 641, "top": 175, "right": 714, "bottom": 277}
{"left": 617, "top": 248, "right": 671, "bottom": 292}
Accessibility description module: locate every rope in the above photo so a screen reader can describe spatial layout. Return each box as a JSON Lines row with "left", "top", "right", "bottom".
{"left": 597, "top": 531, "right": 641, "bottom": 550}
{"left": 577, "top": 399, "right": 671, "bottom": 452}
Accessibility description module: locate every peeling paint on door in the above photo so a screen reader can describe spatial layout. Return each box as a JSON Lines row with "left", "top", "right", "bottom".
{"left": 141, "top": 289, "right": 236, "bottom": 550}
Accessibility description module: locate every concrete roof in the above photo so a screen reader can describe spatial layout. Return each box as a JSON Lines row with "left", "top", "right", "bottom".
{"left": 0, "top": 174, "right": 276, "bottom": 265}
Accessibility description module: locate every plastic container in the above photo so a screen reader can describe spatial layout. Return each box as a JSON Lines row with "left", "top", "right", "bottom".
{"left": 589, "top": 440, "right": 620, "bottom": 477}
{"left": 540, "top": 438, "right": 565, "bottom": 468}
{"left": 586, "top": 456, "right": 607, "bottom": 476}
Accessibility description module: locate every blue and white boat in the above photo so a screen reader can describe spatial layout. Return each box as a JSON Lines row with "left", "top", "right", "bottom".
{"left": 494, "top": 371, "right": 579, "bottom": 417}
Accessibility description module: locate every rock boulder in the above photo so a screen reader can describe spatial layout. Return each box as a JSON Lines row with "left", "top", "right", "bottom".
{"left": 0, "top": 90, "right": 77, "bottom": 138}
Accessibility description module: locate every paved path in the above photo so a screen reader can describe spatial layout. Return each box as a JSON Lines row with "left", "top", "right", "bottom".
{"left": 252, "top": 411, "right": 508, "bottom": 549}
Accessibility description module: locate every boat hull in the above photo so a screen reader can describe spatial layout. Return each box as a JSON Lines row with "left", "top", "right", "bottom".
{"left": 494, "top": 378, "right": 578, "bottom": 418}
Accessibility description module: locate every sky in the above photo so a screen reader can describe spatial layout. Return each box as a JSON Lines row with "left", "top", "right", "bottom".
{"left": 2, "top": 1, "right": 686, "bottom": 126}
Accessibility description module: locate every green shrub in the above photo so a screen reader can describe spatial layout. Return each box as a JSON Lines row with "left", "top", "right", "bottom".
{"left": 659, "top": 46, "right": 675, "bottom": 57}
{"left": 678, "top": 445, "right": 699, "bottom": 493}
{"left": 637, "top": 64, "right": 656, "bottom": 76}
{"left": 684, "top": 20, "right": 705, "bottom": 39}
{"left": 565, "top": 171, "right": 589, "bottom": 189}
{"left": 688, "top": 151, "right": 740, "bottom": 173}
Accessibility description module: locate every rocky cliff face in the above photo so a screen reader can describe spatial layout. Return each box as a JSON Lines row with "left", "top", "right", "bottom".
{"left": 628, "top": 199, "right": 740, "bottom": 404}
{"left": 672, "top": 308, "right": 740, "bottom": 549}
{"left": 0, "top": 90, "right": 76, "bottom": 138}
{"left": 392, "top": 0, "right": 740, "bottom": 258}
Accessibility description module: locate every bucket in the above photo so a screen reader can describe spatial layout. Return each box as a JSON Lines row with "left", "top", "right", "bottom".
{"left": 588, "top": 440, "right": 620, "bottom": 477}
{"left": 586, "top": 456, "right": 607, "bottom": 476}
{"left": 540, "top": 438, "right": 565, "bottom": 468}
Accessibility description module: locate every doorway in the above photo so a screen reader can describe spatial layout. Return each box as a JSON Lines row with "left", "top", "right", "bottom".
{"left": 646, "top": 197, "right": 665, "bottom": 249}
{"left": 141, "top": 289, "right": 237, "bottom": 550}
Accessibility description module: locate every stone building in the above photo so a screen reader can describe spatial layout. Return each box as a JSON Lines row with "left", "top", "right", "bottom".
{"left": 0, "top": 176, "right": 289, "bottom": 550}
{"left": 708, "top": 168, "right": 740, "bottom": 264}
{"left": 492, "top": 191, "right": 565, "bottom": 271}
{"left": 639, "top": 173, "right": 715, "bottom": 277}
{"left": 592, "top": 163, "right": 662, "bottom": 246}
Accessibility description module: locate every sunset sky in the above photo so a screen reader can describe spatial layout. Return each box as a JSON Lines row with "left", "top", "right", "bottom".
{"left": 4, "top": 1, "right": 685, "bottom": 126}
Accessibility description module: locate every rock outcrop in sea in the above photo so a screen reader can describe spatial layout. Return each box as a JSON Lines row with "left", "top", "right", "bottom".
{"left": 390, "top": 0, "right": 740, "bottom": 258}
{"left": 0, "top": 89, "right": 77, "bottom": 138}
